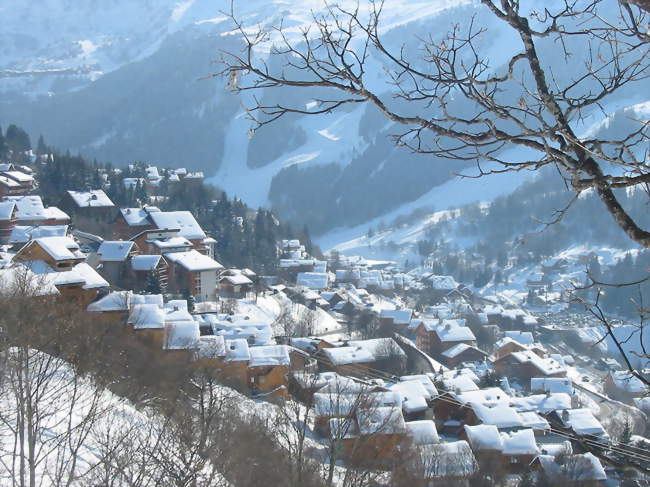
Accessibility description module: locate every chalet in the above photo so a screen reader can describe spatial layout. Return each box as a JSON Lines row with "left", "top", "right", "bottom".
{"left": 493, "top": 337, "right": 545, "bottom": 360}
{"left": 131, "top": 228, "right": 192, "bottom": 255}
{"left": 494, "top": 351, "right": 566, "bottom": 382}
{"left": 389, "top": 378, "right": 434, "bottom": 420}
{"left": 165, "top": 250, "right": 223, "bottom": 301}
{"left": 0, "top": 200, "right": 17, "bottom": 243}
{"left": 534, "top": 453, "right": 606, "bottom": 485}
{"left": 604, "top": 370, "right": 647, "bottom": 402}
{"left": 296, "top": 271, "right": 329, "bottom": 290}
{"left": 96, "top": 240, "right": 138, "bottom": 285}
{"left": 317, "top": 338, "right": 407, "bottom": 377}
{"left": 548, "top": 408, "right": 609, "bottom": 442}
{"left": 129, "top": 254, "right": 168, "bottom": 293}
{"left": 432, "top": 387, "right": 510, "bottom": 433}
{"left": 15, "top": 236, "right": 85, "bottom": 270}
{"left": 127, "top": 303, "right": 166, "bottom": 347}
{"left": 530, "top": 377, "right": 574, "bottom": 395}
{"left": 112, "top": 207, "right": 154, "bottom": 239}
{"left": 218, "top": 271, "right": 253, "bottom": 298}
{"left": 415, "top": 319, "right": 477, "bottom": 358}
{"left": 221, "top": 339, "right": 252, "bottom": 391}
{"left": 147, "top": 208, "right": 214, "bottom": 257}
{"left": 183, "top": 171, "right": 204, "bottom": 185}
{"left": 441, "top": 343, "right": 488, "bottom": 368}
{"left": 8, "top": 225, "right": 68, "bottom": 248}
{"left": 1, "top": 170, "right": 34, "bottom": 193}
{"left": 348, "top": 406, "right": 408, "bottom": 464}
{"left": 196, "top": 315, "right": 274, "bottom": 346}
{"left": 335, "top": 268, "right": 361, "bottom": 285}
{"left": 163, "top": 320, "right": 201, "bottom": 362}
{"left": 0, "top": 174, "right": 26, "bottom": 196}
{"left": 87, "top": 291, "right": 162, "bottom": 323}
{"left": 404, "top": 420, "right": 439, "bottom": 447}
{"left": 248, "top": 345, "right": 291, "bottom": 396}
{"left": 4, "top": 195, "right": 70, "bottom": 226}
{"left": 379, "top": 308, "right": 413, "bottom": 334}
{"left": 463, "top": 424, "right": 503, "bottom": 468}
{"left": 60, "top": 190, "right": 116, "bottom": 223}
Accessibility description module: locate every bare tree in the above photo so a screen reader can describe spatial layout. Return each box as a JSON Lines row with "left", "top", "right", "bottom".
{"left": 221, "top": 0, "right": 649, "bottom": 247}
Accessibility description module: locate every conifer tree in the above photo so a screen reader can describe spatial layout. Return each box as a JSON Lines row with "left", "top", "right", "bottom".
{"left": 145, "top": 270, "right": 162, "bottom": 295}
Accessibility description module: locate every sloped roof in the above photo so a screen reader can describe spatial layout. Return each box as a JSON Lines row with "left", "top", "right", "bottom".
{"left": 67, "top": 190, "right": 114, "bottom": 208}
{"left": 97, "top": 241, "right": 135, "bottom": 262}
{"left": 149, "top": 211, "right": 206, "bottom": 239}
{"left": 166, "top": 250, "right": 222, "bottom": 272}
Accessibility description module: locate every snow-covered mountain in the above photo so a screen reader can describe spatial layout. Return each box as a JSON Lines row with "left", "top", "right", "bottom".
{"left": 1, "top": 0, "right": 647, "bottom": 247}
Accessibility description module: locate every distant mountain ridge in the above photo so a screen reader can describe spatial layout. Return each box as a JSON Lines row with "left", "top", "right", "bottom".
{"left": 1, "top": 0, "right": 647, "bottom": 240}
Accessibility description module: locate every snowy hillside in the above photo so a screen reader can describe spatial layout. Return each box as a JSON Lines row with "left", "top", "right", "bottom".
{"left": 2, "top": 0, "right": 648, "bottom": 245}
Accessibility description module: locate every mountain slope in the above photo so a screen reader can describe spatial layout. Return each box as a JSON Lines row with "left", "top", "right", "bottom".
{"left": 1, "top": 0, "right": 647, "bottom": 241}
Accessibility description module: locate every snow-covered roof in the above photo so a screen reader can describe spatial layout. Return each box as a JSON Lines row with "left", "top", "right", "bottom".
{"left": 537, "top": 453, "right": 606, "bottom": 482}
{"left": 161, "top": 301, "right": 190, "bottom": 321}
{"left": 145, "top": 166, "right": 160, "bottom": 180}
{"left": 197, "top": 335, "right": 226, "bottom": 359}
{"left": 406, "top": 420, "right": 439, "bottom": 445}
{"left": 128, "top": 304, "right": 165, "bottom": 329}
{"left": 442, "top": 374, "right": 480, "bottom": 393}
{"left": 150, "top": 236, "right": 193, "bottom": 249}
{"left": 225, "top": 338, "right": 250, "bottom": 362}
{"left": 164, "top": 321, "right": 200, "bottom": 350}
{"left": 456, "top": 387, "right": 510, "bottom": 406}
{"left": 249, "top": 345, "right": 291, "bottom": 367}
{"left": 67, "top": 190, "right": 114, "bottom": 208}
{"left": 399, "top": 375, "right": 438, "bottom": 397}
{"left": 518, "top": 411, "right": 550, "bottom": 431}
{"left": 3, "top": 170, "right": 33, "bottom": 183}
{"left": 559, "top": 409, "right": 608, "bottom": 437}
{"left": 356, "top": 406, "right": 406, "bottom": 436}
{"left": 0, "top": 200, "right": 15, "bottom": 220}
{"left": 435, "top": 323, "right": 476, "bottom": 343}
{"left": 296, "top": 272, "right": 329, "bottom": 290}
{"left": 425, "top": 274, "right": 458, "bottom": 290}
{"left": 97, "top": 241, "right": 134, "bottom": 262}
{"left": 220, "top": 274, "right": 253, "bottom": 286}
{"left": 511, "top": 393, "right": 572, "bottom": 413}
{"left": 5, "top": 195, "right": 45, "bottom": 220}
{"left": 504, "top": 331, "right": 534, "bottom": 345}
{"left": 165, "top": 250, "right": 222, "bottom": 272}
{"left": 120, "top": 208, "right": 151, "bottom": 226}
{"left": 202, "top": 317, "right": 273, "bottom": 346}
{"left": 321, "top": 346, "right": 375, "bottom": 365}
{"left": 379, "top": 308, "right": 413, "bottom": 325}
{"left": 508, "top": 351, "right": 566, "bottom": 376}
{"left": 501, "top": 429, "right": 539, "bottom": 456}
{"left": 390, "top": 380, "right": 430, "bottom": 413}
{"left": 346, "top": 338, "right": 406, "bottom": 361}
{"left": 464, "top": 424, "right": 503, "bottom": 451}
{"left": 608, "top": 371, "right": 648, "bottom": 394}
{"left": 131, "top": 254, "right": 163, "bottom": 271}
{"left": 9, "top": 225, "right": 68, "bottom": 244}
{"left": 442, "top": 343, "right": 484, "bottom": 359}
{"left": 315, "top": 393, "right": 357, "bottom": 418}
{"left": 87, "top": 291, "right": 133, "bottom": 312}
{"left": 149, "top": 211, "right": 206, "bottom": 239}
{"left": 470, "top": 403, "right": 524, "bottom": 429}
{"left": 30, "top": 236, "right": 85, "bottom": 261}
{"left": 530, "top": 377, "right": 574, "bottom": 395}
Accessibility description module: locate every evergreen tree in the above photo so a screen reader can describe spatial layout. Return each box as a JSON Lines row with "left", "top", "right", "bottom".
{"left": 145, "top": 270, "right": 162, "bottom": 295}
{"left": 36, "top": 134, "right": 48, "bottom": 154}
{"left": 5, "top": 124, "right": 32, "bottom": 153}
{"left": 0, "top": 126, "right": 7, "bottom": 159}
